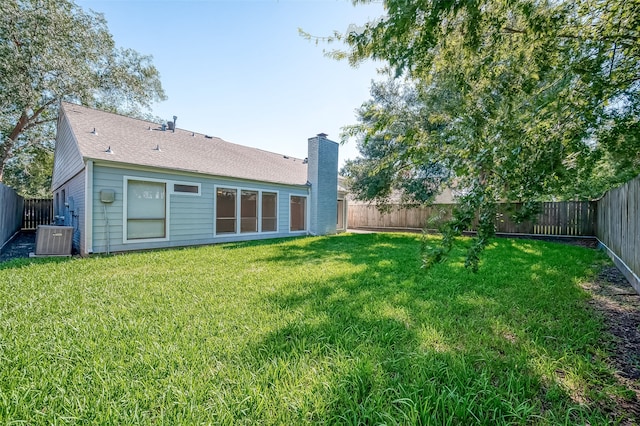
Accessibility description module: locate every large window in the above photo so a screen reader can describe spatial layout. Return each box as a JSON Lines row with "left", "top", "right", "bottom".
{"left": 241, "top": 190, "right": 258, "bottom": 233}
{"left": 216, "top": 188, "right": 237, "bottom": 234}
{"left": 262, "top": 192, "right": 277, "bottom": 232}
{"left": 216, "top": 187, "right": 278, "bottom": 235}
{"left": 290, "top": 196, "right": 306, "bottom": 231}
{"left": 127, "top": 180, "right": 166, "bottom": 240}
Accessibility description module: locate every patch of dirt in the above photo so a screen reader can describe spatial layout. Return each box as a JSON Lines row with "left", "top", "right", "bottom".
{"left": 581, "top": 265, "right": 640, "bottom": 423}
{"left": 549, "top": 237, "right": 599, "bottom": 249}
{"left": 0, "top": 232, "right": 35, "bottom": 262}
{"left": 494, "top": 233, "right": 600, "bottom": 248}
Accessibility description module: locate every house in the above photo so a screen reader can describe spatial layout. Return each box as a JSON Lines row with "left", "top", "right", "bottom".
{"left": 52, "top": 102, "right": 341, "bottom": 255}
{"left": 337, "top": 176, "right": 349, "bottom": 232}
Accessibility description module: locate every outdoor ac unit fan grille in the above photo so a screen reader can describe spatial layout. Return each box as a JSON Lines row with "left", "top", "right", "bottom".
{"left": 35, "top": 225, "right": 73, "bottom": 256}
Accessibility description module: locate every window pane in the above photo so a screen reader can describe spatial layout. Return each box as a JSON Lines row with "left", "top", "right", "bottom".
{"left": 290, "top": 196, "right": 306, "bottom": 231}
{"left": 174, "top": 184, "right": 199, "bottom": 194}
{"left": 241, "top": 190, "right": 258, "bottom": 233}
{"left": 216, "top": 188, "right": 236, "bottom": 234}
{"left": 128, "top": 181, "right": 165, "bottom": 219}
{"left": 127, "top": 180, "right": 166, "bottom": 239}
{"left": 127, "top": 219, "right": 166, "bottom": 239}
{"left": 262, "top": 192, "right": 277, "bottom": 232}
{"left": 216, "top": 218, "right": 236, "bottom": 234}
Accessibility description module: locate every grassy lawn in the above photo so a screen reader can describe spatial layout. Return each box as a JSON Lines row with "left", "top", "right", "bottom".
{"left": 0, "top": 233, "right": 635, "bottom": 424}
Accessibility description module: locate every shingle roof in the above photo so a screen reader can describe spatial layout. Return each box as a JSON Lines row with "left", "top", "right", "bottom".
{"left": 60, "top": 102, "right": 309, "bottom": 186}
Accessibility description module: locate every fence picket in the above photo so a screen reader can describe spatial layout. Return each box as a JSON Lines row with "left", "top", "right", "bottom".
{"left": 22, "top": 198, "right": 53, "bottom": 230}
{"left": 594, "top": 175, "right": 640, "bottom": 293}
{"left": 348, "top": 201, "right": 597, "bottom": 236}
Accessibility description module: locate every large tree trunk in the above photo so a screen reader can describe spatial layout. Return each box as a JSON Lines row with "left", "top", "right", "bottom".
{"left": 0, "top": 110, "right": 32, "bottom": 183}
{"left": 0, "top": 103, "right": 56, "bottom": 183}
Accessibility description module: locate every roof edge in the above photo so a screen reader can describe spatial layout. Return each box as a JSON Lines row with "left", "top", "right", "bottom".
{"left": 86, "top": 157, "right": 310, "bottom": 188}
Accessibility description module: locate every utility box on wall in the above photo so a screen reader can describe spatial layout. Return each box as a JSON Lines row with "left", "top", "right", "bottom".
{"left": 34, "top": 225, "right": 73, "bottom": 256}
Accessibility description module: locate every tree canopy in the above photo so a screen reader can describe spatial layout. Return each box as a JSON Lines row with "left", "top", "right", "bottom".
{"left": 0, "top": 0, "right": 166, "bottom": 194}
{"left": 337, "top": 0, "right": 639, "bottom": 269}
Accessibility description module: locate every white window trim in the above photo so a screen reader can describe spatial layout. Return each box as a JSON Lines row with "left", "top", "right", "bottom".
{"left": 288, "top": 194, "right": 309, "bottom": 234}
{"left": 171, "top": 182, "right": 201, "bottom": 196}
{"left": 214, "top": 185, "right": 280, "bottom": 237}
{"left": 123, "top": 176, "right": 171, "bottom": 244}
{"left": 260, "top": 190, "right": 279, "bottom": 234}
{"left": 214, "top": 185, "right": 238, "bottom": 236}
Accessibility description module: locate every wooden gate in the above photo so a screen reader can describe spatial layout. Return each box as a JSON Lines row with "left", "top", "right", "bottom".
{"left": 22, "top": 198, "right": 53, "bottom": 230}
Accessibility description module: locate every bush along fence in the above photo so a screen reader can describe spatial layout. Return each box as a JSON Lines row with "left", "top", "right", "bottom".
{"left": 0, "top": 183, "right": 25, "bottom": 253}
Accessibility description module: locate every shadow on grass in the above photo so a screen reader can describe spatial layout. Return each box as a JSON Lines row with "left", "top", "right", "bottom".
{"left": 0, "top": 255, "right": 73, "bottom": 271}
{"left": 238, "top": 233, "right": 631, "bottom": 424}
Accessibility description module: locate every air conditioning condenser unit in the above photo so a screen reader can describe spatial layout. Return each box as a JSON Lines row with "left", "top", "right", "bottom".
{"left": 34, "top": 225, "right": 73, "bottom": 256}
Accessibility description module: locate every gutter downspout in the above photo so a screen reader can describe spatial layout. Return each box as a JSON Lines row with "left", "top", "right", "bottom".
{"left": 84, "top": 160, "right": 93, "bottom": 254}
{"left": 306, "top": 182, "right": 313, "bottom": 236}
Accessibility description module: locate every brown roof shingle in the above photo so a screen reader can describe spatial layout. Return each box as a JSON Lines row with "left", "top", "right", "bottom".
{"left": 61, "top": 102, "right": 309, "bottom": 186}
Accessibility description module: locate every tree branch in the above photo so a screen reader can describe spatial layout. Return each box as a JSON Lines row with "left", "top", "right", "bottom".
{"left": 29, "top": 98, "right": 58, "bottom": 123}
{"left": 502, "top": 26, "right": 639, "bottom": 45}
{"left": 24, "top": 117, "right": 57, "bottom": 131}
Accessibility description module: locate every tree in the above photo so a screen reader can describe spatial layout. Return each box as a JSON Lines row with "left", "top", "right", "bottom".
{"left": 335, "top": 0, "right": 639, "bottom": 270}
{"left": 341, "top": 76, "right": 450, "bottom": 208}
{"left": 4, "top": 143, "right": 54, "bottom": 198}
{"left": 0, "top": 0, "right": 166, "bottom": 191}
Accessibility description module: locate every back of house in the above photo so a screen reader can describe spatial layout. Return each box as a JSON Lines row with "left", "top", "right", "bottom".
{"left": 51, "top": 102, "right": 340, "bottom": 255}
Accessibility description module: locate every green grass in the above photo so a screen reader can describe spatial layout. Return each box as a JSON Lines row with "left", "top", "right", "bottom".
{"left": 0, "top": 233, "right": 634, "bottom": 424}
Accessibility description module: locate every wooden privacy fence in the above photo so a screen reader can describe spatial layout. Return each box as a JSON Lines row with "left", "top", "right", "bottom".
{"left": 596, "top": 175, "right": 640, "bottom": 293}
{"left": 22, "top": 198, "right": 53, "bottom": 230}
{"left": 0, "top": 183, "right": 24, "bottom": 249}
{"left": 348, "top": 201, "right": 597, "bottom": 236}
{"left": 347, "top": 185, "right": 638, "bottom": 293}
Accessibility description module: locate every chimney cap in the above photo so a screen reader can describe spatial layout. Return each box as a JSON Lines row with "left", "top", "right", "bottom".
{"left": 317, "top": 133, "right": 328, "bottom": 138}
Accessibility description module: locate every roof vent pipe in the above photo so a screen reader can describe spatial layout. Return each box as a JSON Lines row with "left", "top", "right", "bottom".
{"left": 172, "top": 116, "right": 177, "bottom": 133}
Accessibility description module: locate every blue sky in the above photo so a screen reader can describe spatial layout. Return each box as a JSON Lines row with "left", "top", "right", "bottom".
{"left": 77, "top": 0, "right": 385, "bottom": 167}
